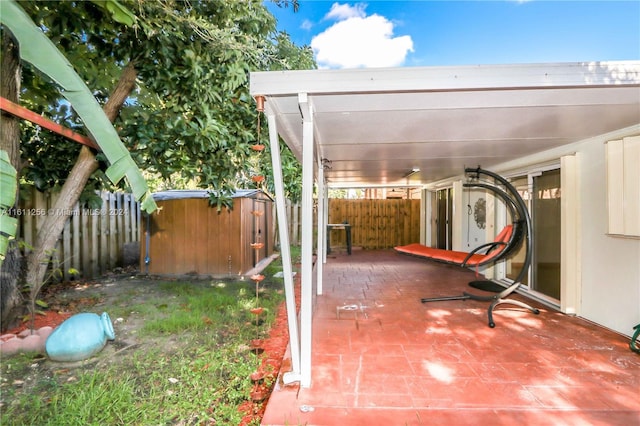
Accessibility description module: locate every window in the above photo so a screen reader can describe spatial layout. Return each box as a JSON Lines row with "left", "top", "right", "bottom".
{"left": 606, "top": 136, "right": 640, "bottom": 238}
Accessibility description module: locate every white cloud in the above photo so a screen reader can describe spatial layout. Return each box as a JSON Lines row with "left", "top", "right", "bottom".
{"left": 325, "top": 2, "right": 366, "bottom": 20}
{"left": 300, "top": 19, "right": 313, "bottom": 31}
{"left": 311, "top": 3, "right": 413, "bottom": 69}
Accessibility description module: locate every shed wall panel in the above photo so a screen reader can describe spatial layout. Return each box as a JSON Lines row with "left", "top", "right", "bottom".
{"left": 140, "top": 193, "right": 274, "bottom": 277}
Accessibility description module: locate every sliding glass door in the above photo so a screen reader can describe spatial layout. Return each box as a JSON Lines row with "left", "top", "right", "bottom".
{"left": 505, "top": 168, "right": 561, "bottom": 301}
{"left": 436, "top": 188, "right": 452, "bottom": 250}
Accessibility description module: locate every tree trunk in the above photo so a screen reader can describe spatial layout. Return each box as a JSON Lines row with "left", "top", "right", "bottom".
{"left": 0, "top": 30, "right": 24, "bottom": 332}
{"left": 24, "top": 146, "right": 99, "bottom": 294}
{"left": 24, "top": 61, "right": 138, "bottom": 309}
{"left": 1, "top": 30, "right": 21, "bottom": 170}
{"left": 102, "top": 62, "right": 138, "bottom": 122}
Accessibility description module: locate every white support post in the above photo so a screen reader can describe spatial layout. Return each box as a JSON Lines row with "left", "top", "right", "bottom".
{"left": 316, "top": 165, "right": 325, "bottom": 295}
{"left": 452, "top": 180, "right": 464, "bottom": 251}
{"left": 266, "top": 112, "right": 301, "bottom": 384}
{"left": 323, "top": 183, "right": 329, "bottom": 263}
{"left": 420, "top": 188, "right": 429, "bottom": 245}
{"left": 561, "top": 153, "right": 581, "bottom": 315}
{"left": 299, "top": 93, "right": 314, "bottom": 388}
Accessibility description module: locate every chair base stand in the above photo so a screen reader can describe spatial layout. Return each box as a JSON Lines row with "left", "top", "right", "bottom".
{"left": 468, "top": 280, "right": 505, "bottom": 292}
{"left": 421, "top": 282, "right": 540, "bottom": 328}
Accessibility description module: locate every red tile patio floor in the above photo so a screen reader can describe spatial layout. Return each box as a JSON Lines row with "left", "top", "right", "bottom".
{"left": 261, "top": 249, "right": 640, "bottom": 426}
{"left": 262, "top": 250, "right": 640, "bottom": 426}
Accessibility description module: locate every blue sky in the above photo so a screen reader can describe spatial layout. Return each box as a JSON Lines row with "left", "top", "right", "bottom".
{"left": 266, "top": 1, "right": 640, "bottom": 68}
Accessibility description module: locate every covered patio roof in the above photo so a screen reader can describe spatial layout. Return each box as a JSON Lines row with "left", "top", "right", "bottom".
{"left": 249, "top": 61, "right": 640, "bottom": 389}
{"left": 251, "top": 61, "right": 640, "bottom": 187}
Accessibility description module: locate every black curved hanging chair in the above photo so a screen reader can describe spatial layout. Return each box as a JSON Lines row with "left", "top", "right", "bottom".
{"left": 396, "top": 166, "right": 540, "bottom": 328}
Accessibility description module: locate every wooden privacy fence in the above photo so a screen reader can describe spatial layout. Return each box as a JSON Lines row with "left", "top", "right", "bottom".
{"left": 17, "top": 189, "right": 303, "bottom": 282}
{"left": 328, "top": 199, "right": 420, "bottom": 250}
{"left": 284, "top": 199, "right": 301, "bottom": 246}
{"left": 17, "top": 193, "right": 414, "bottom": 281}
{"left": 18, "top": 188, "right": 140, "bottom": 281}
{"left": 274, "top": 199, "right": 420, "bottom": 250}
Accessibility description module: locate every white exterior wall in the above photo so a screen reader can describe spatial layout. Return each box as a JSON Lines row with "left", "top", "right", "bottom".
{"left": 492, "top": 125, "right": 640, "bottom": 337}
{"left": 577, "top": 133, "right": 640, "bottom": 336}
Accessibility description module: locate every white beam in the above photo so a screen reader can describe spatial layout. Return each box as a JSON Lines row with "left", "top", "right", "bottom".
{"left": 299, "top": 95, "right": 314, "bottom": 388}
{"left": 266, "top": 112, "right": 301, "bottom": 384}
{"left": 420, "top": 188, "right": 429, "bottom": 246}
{"left": 452, "top": 180, "right": 463, "bottom": 252}
{"left": 322, "top": 176, "right": 329, "bottom": 264}
{"left": 316, "top": 165, "right": 325, "bottom": 295}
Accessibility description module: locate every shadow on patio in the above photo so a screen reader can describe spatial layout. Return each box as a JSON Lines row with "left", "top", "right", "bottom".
{"left": 262, "top": 249, "right": 640, "bottom": 426}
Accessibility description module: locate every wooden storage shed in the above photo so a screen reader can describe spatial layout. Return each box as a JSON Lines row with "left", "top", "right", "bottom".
{"left": 140, "top": 189, "right": 274, "bottom": 277}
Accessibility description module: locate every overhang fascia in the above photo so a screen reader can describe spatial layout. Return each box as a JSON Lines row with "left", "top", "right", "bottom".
{"left": 250, "top": 62, "right": 640, "bottom": 97}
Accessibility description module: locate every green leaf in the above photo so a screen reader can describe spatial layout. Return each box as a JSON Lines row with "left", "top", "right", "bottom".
{"left": 105, "top": 156, "right": 133, "bottom": 184}
{"left": 90, "top": 0, "right": 136, "bottom": 26}
{"left": 140, "top": 193, "right": 157, "bottom": 214}
{"left": 0, "top": 150, "right": 18, "bottom": 268}
{"left": 0, "top": 237, "right": 10, "bottom": 262}
{"left": 0, "top": 151, "right": 17, "bottom": 209}
{"left": 0, "top": 215, "right": 18, "bottom": 236}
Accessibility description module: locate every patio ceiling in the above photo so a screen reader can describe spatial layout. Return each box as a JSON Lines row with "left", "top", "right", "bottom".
{"left": 250, "top": 61, "right": 640, "bottom": 187}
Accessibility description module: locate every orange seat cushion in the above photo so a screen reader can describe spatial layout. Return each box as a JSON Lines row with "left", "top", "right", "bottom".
{"left": 394, "top": 225, "right": 513, "bottom": 267}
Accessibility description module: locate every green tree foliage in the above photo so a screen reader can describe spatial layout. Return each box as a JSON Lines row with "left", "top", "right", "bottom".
{"left": 3, "top": 0, "right": 156, "bottom": 212}
{"left": 17, "top": 0, "right": 314, "bottom": 204}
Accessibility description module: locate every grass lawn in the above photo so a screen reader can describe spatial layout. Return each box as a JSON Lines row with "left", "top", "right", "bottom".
{"left": 0, "top": 254, "right": 295, "bottom": 425}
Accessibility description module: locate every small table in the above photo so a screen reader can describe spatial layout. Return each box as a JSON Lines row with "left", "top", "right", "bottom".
{"left": 327, "top": 223, "right": 352, "bottom": 255}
